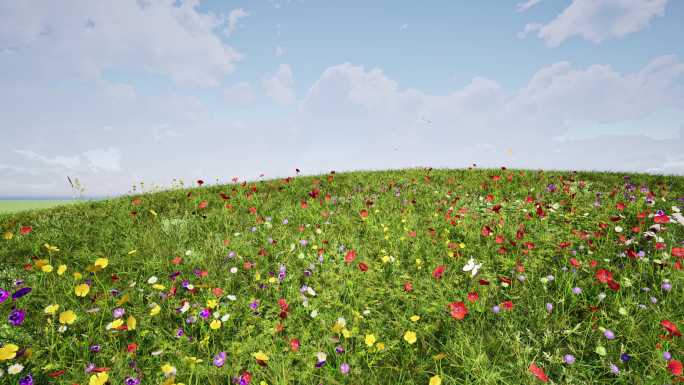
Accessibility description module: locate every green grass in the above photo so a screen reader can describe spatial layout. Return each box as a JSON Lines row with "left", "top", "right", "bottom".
{"left": 0, "top": 200, "right": 79, "bottom": 214}
{"left": 0, "top": 168, "right": 683, "bottom": 385}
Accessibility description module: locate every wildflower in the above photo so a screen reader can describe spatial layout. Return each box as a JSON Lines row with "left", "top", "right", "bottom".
{"left": 125, "top": 377, "right": 141, "bottom": 385}
{"left": 620, "top": 353, "right": 631, "bottom": 362}
{"left": 432, "top": 265, "right": 446, "bottom": 279}
{"left": 94, "top": 258, "right": 108, "bottom": 269}
{"left": 662, "top": 281, "right": 672, "bottom": 292}
{"left": 404, "top": 330, "right": 417, "bottom": 345}
{"left": 529, "top": 362, "right": 549, "bottom": 382}
{"left": 161, "top": 363, "right": 176, "bottom": 377}
{"left": 12, "top": 287, "right": 31, "bottom": 300}
{"left": 572, "top": 287, "right": 582, "bottom": 295}
{"left": 210, "top": 320, "right": 222, "bottom": 330}
{"left": 75, "top": 283, "right": 90, "bottom": 297}
{"left": 150, "top": 304, "right": 161, "bottom": 316}
{"left": 609, "top": 363, "right": 620, "bottom": 375}
{"left": 664, "top": 351, "right": 672, "bottom": 361}
{"left": 564, "top": 354, "right": 575, "bottom": 364}
{"left": 340, "top": 362, "right": 350, "bottom": 375}
{"left": 492, "top": 305, "right": 501, "bottom": 313}
{"left": 112, "top": 307, "right": 125, "bottom": 318}
{"left": 315, "top": 352, "right": 327, "bottom": 368}
{"left": 365, "top": 334, "right": 376, "bottom": 347}
{"left": 410, "top": 315, "right": 420, "bottom": 322}
{"left": 44, "top": 304, "right": 59, "bottom": 315}
{"left": 253, "top": 351, "right": 269, "bottom": 366}
{"left": 604, "top": 329, "right": 615, "bottom": 340}
{"left": 59, "top": 310, "right": 77, "bottom": 325}
{"left": 661, "top": 320, "right": 681, "bottom": 337}
{"left": 546, "top": 303, "right": 553, "bottom": 313}
{"left": 668, "top": 360, "right": 683, "bottom": 376}
{"left": 8, "top": 363, "right": 24, "bottom": 374}
{"left": 106, "top": 319, "right": 124, "bottom": 330}
{"left": 429, "top": 375, "right": 442, "bottom": 385}
{"left": 213, "top": 351, "right": 227, "bottom": 367}
{"left": 0, "top": 344, "right": 19, "bottom": 360}
{"left": 462, "top": 258, "right": 482, "bottom": 277}
{"left": 127, "top": 315, "right": 136, "bottom": 330}
{"left": 0, "top": 289, "right": 9, "bottom": 303}
{"left": 467, "top": 292, "right": 479, "bottom": 303}
{"left": 8, "top": 309, "right": 26, "bottom": 326}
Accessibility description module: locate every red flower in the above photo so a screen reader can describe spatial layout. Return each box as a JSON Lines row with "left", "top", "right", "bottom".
{"left": 607, "top": 279, "right": 621, "bottom": 291}
{"left": 529, "top": 362, "right": 549, "bottom": 382}
{"left": 290, "top": 338, "right": 300, "bottom": 352}
{"left": 654, "top": 214, "right": 670, "bottom": 224}
{"left": 668, "top": 359, "right": 683, "bottom": 376}
{"left": 616, "top": 202, "right": 625, "bottom": 210}
{"left": 198, "top": 200, "right": 208, "bottom": 209}
{"left": 403, "top": 281, "right": 413, "bottom": 292}
{"left": 479, "top": 279, "right": 490, "bottom": 285}
{"left": 344, "top": 250, "right": 357, "bottom": 264}
{"left": 19, "top": 226, "right": 32, "bottom": 235}
{"left": 570, "top": 258, "right": 581, "bottom": 267}
{"left": 127, "top": 343, "right": 138, "bottom": 353}
{"left": 467, "top": 291, "right": 479, "bottom": 303}
{"left": 358, "top": 262, "right": 368, "bottom": 272}
{"left": 502, "top": 300, "right": 514, "bottom": 311}
{"left": 48, "top": 370, "right": 65, "bottom": 378}
{"left": 495, "top": 235, "right": 504, "bottom": 244}
{"left": 595, "top": 269, "right": 613, "bottom": 283}
{"left": 432, "top": 265, "right": 446, "bottom": 279}
{"left": 672, "top": 248, "right": 684, "bottom": 258}
{"left": 359, "top": 209, "right": 369, "bottom": 218}
{"left": 481, "top": 225, "right": 493, "bottom": 237}
{"left": 662, "top": 320, "right": 682, "bottom": 337}
{"left": 197, "top": 179, "right": 204, "bottom": 186}
{"left": 448, "top": 301, "right": 468, "bottom": 320}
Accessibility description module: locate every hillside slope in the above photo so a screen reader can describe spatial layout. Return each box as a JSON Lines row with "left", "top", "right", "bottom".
{"left": 1, "top": 168, "right": 683, "bottom": 384}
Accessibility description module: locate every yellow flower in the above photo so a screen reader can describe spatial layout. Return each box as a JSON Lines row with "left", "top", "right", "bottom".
{"left": 74, "top": 283, "right": 90, "bottom": 297}
{"left": 59, "top": 310, "right": 77, "bottom": 325}
{"left": 44, "top": 304, "right": 60, "bottom": 315}
{"left": 403, "top": 330, "right": 417, "bottom": 345}
{"left": 376, "top": 342, "right": 385, "bottom": 350}
{"left": 342, "top": 328, "right": 352, "bottom": 338}
{"left": 161, "top": 363, "right": 176, "bottom": 376}
{"left": 364, "top": 334, "right": 376, "bottom": 347}
{"left": 381, "top": 255, "right": 390, "bottom": 263}
{"left": 73, "top": 271, "right": 82, "bottom": 280}
{"left": 210, "top": 319, "right": 221, "bottom": 330}
{"left": 57, "top": 264, "right": 67, "bottom": 275}
{"left": 0, "top": 344, "right": 19, "bottom": 361}
{"left": 94, "top": 258, "right": 108, "bottom": 269}
{"left": 41, "top": 264, "right": 53, "bottom": 273}
{"left": 3, "top": 231, "right": 13, "bottom": 240}
{"left": 410, "top": 315, "right": 420, "bottom": 322}
{"left": 429, "top": 375, "right": 442, "bottom": 385}
{"left": 107, "top": 319, "right": 124, "bottom": 330}
{"left": 127, "top": 315, "right": 137, "bottom": 330}
{"left": 206, "top": 299, "right": 218, "bottom": 309}
{"left": 152, "top": 284, "right": 166, "bottom": 290}
{"left": 150, "top": 304, "right": 161, "bottom": 316}
{"left": 89, "top": 372, "right": 108, "bottom": 385}
{"left": 253, "top": 351, "right": 269, "bottom": 362}
{"left": 268, "top": 276, "right": 277, "bottom": 284}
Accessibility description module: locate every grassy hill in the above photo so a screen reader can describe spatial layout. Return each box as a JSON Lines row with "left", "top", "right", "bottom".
{"left": 1, "top": 168, "right": 683, "bottom": 385}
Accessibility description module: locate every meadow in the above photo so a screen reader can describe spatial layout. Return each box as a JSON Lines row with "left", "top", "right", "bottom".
{"left": 0, "top": 168, "right": 682, "bottom": 385}
{"left": 0, "top": 200, "right": 78, "bottom": 214}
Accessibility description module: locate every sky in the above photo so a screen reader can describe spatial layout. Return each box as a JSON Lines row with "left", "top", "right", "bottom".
{"left": 1, "top": 0, "right": 683, "bottom": 198}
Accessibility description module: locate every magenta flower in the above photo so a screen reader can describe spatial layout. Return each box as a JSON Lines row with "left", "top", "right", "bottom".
{"left": 214, "top": 351, "right": 227, "bottom": 367}
{"left": 8, "top": 308, "right": 26, "bottom": 326}
{"left": 603, "top": 329, "right": 615, "bottom": 340}
{"left": 340, "top": 362, "right": 350, "bottom": 375}
{"left": 0, "top": 288, "right": 8, "bottom": 303}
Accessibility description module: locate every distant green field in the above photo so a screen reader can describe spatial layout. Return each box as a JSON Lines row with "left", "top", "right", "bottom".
{"left": 0, "top": 200, "right": 78, "bottom": 213}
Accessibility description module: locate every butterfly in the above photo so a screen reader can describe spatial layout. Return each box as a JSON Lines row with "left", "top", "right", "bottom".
{"left": 462, "top": 258, "right": 482, "bottom": 277}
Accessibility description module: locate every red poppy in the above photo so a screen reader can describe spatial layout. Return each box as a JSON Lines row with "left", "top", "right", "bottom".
{"left": 248, "top": 206, "right": 257, "bottom": 214}
{"left": 616, "top": 202, "right": 625, "bottom": 210}
{"left": 607, "top": 279, "right": 621, "bottom": 291}
{"left": 502, "top": 300, "right": 514, "bottom": 311}
{"left": 403, "top": 281, "right": 413, "bottom": 292}
{"left": 481, "top": 226, "right": 492, "bottom": 237}
{"left": 672, "top": 248, "right": 684, "bottom": 258}
{"left": 432, "top": 265, "right": 446, "bottom": 279}
{"left": 654, "top": 214, "right": 670, "bottom": 224}
{"left": 668, "top": 359, "right": 683, "bottom": 376}
{"left": 300, "top": 201, "right": 308, "bottom": 209}
{"left": 171, "top": 256, "right": 183, "bottom": 265}
{"left": 467, "top": 291, "right": 479, "bottom": 303}
{"left": 358, "top": 262, "right": 368, "bottom": 272}
{"left": 359, "top": 209, "right": 369, "bottom": 218}
{"left": 344, "top": 250, "right": 357, "bottom": 264}
{"left": 127, "top": 343, "right": 138, "bottom": 353}
{"left": 478, "top": 279, "right": 490, "bottom": 285}
{"left": 198, "top": 200, "right": 208, "bottom": 209}
{"left": 448, "top": 301, "right": 468, "bottom": 320}
{"left": 495, "top": 235, "right": 505, "bottom": 244}
{"left": 595, "top": 269, "right": 613, "bottom": 283}
{"left": 212, "top": 287, "right": 223, "bottom": 297}
{"left": 570, "top": 258, "right": 581, "bottom": 267}
{"left": 48, "top": 370, "right": 65, "bottom": 378}
{"left": 662, "top": 320, "right": 682, "bottom": 337}
{"left": 19, "top": 226, "right": 32, "bottom": 235}
{"left": 529, "top": 362, "right": 549, "bottom": 382}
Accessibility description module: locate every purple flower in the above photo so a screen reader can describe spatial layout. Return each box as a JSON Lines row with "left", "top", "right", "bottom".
{"left": 0, "top": 288, "right": 9, "bottom": 303}
{"left": 340, "top": 362, "right": 350, "bottom": 375}
{"left": 572, "top": 287, "right": 582, "bottom": 295}
{"left": 85, "top": 363, "right": 95, "bottom": 373}
{"left": 214, "top": 351, "right": 227, "bottom": 367}
{"left": 663, "top": 351, "right": 672, "bottom": 361}
{"left": 176, "top": 328, "right": 184, "bottom": 338}
{"left": 181, "top": 280, "right": 191, "bottom": 289}
{"left": 603, "top": 329, "right": 615, "bottom": 340}
{"left": 8, "top": 308, "right": 26, "bottom": 326}
{"left": 546, "top": 184, "right": 557, "bottom": 192}
{"left": 299, "top": 239, "right": 308, "bottom": 246}
{"left": 249, "top": 300, "right": 259, "bottom": 310}
{"left": 620, "top": 353, "right": 631, "bottom": 362}
{"left": 19, "top": 374, "right": 33, "bottom": 385}
{"left": 564, "top": 354, "right": 575, "bottom": 364}
{"left": 199, "top": 308, "right": 211, "bottom": 319}
{"left": 12, "top": 287, "right": 32, "bottom": 300}
{"left": 90, "top": 345, "right": 101, "bottom": 353}
{"left": 113, "top": 307, "right": 126, "bottom": 318}
{"left": 609, "top": 363, "right": 620, "bottom": 374}
{"left": 282, "top": 219, "right": 289, "bottom": 225}
{"left": 492, "top": 305, "right": 500, "bottom": 313}
{"left": 662, "top": 282, "right": 672, "bottom": 292}
{"left": 169, "top": 271, "right": 181, "bottom": 281}
{"left": 335, "top": 345, "right": 345, "bottom": 354}
{"left": 125, "top": 377, "right": 141, "bottom": 385}
{"left": 278, "top": 265, "right": 287, "bottom": 282}
{"left": 546, "top": 303, "right": 553, "bottom": 313}
{"left": 228, "top": 251, "right": 236, "bottom": 258}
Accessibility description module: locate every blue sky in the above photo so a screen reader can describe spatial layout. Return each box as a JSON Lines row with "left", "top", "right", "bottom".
{"left": 1, "top": 0, "right": 683, "bottom": 197}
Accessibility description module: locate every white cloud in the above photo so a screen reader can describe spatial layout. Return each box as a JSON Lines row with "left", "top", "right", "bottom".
{"left": 399, "top": 24, "right": 408, "bottom": 31}
{"left": 0, "top": 0, "right": 242, "bottom": 87}
{"left": 224, "top": 82, "right": 255, "bottom": 105}
{"left": 263, "top": 64, "right": 296, "bottom": 105}
{"left": 520, "top": 0, "right": 668, "bottom": 46}
{"left": 516, "top": 0, "right": 542, "bottom": 13}
{"left": 14, "top": 147, "right": 121, "bottom": 173}
{"left": 226, "top": 8, "right": 249, "bottom": 37}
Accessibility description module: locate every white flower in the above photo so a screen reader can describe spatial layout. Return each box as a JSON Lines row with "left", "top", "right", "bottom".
{"left": 227, "top": 294, "right": 237, "bottom": 301}
{"left": 230, "top": 267, "right": 238, "bottom": 274}
{"left": 185, "top": 250, "right": 193, "bottom": 256}
{"left": 462, "top": 258, "right": 482, "bottom": 277}
{"left": 310, "top": 309, "right": 318, "bottom": 318}
{"left": 306, "top": 287, "right": 317, "bottom": 296}
{"left": 147, "top": 276, "right": 158, "bottom": 284}
{"left": 336, "top": 317, "right": 346, "bottom": 327}
{"left": 221, "top": 314, "right": 230, "bottom": 322}
{"left": 614, "top": 226, "right": 623, "bottom": 233}
{"left": 179, "top": 301, "right": 190, "bottom": 313}
{"left": 58, "top": 325, "right": 67, "bottom": 333}
{"left": 7, "top": 364, "right": 23, "bottom": 375}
